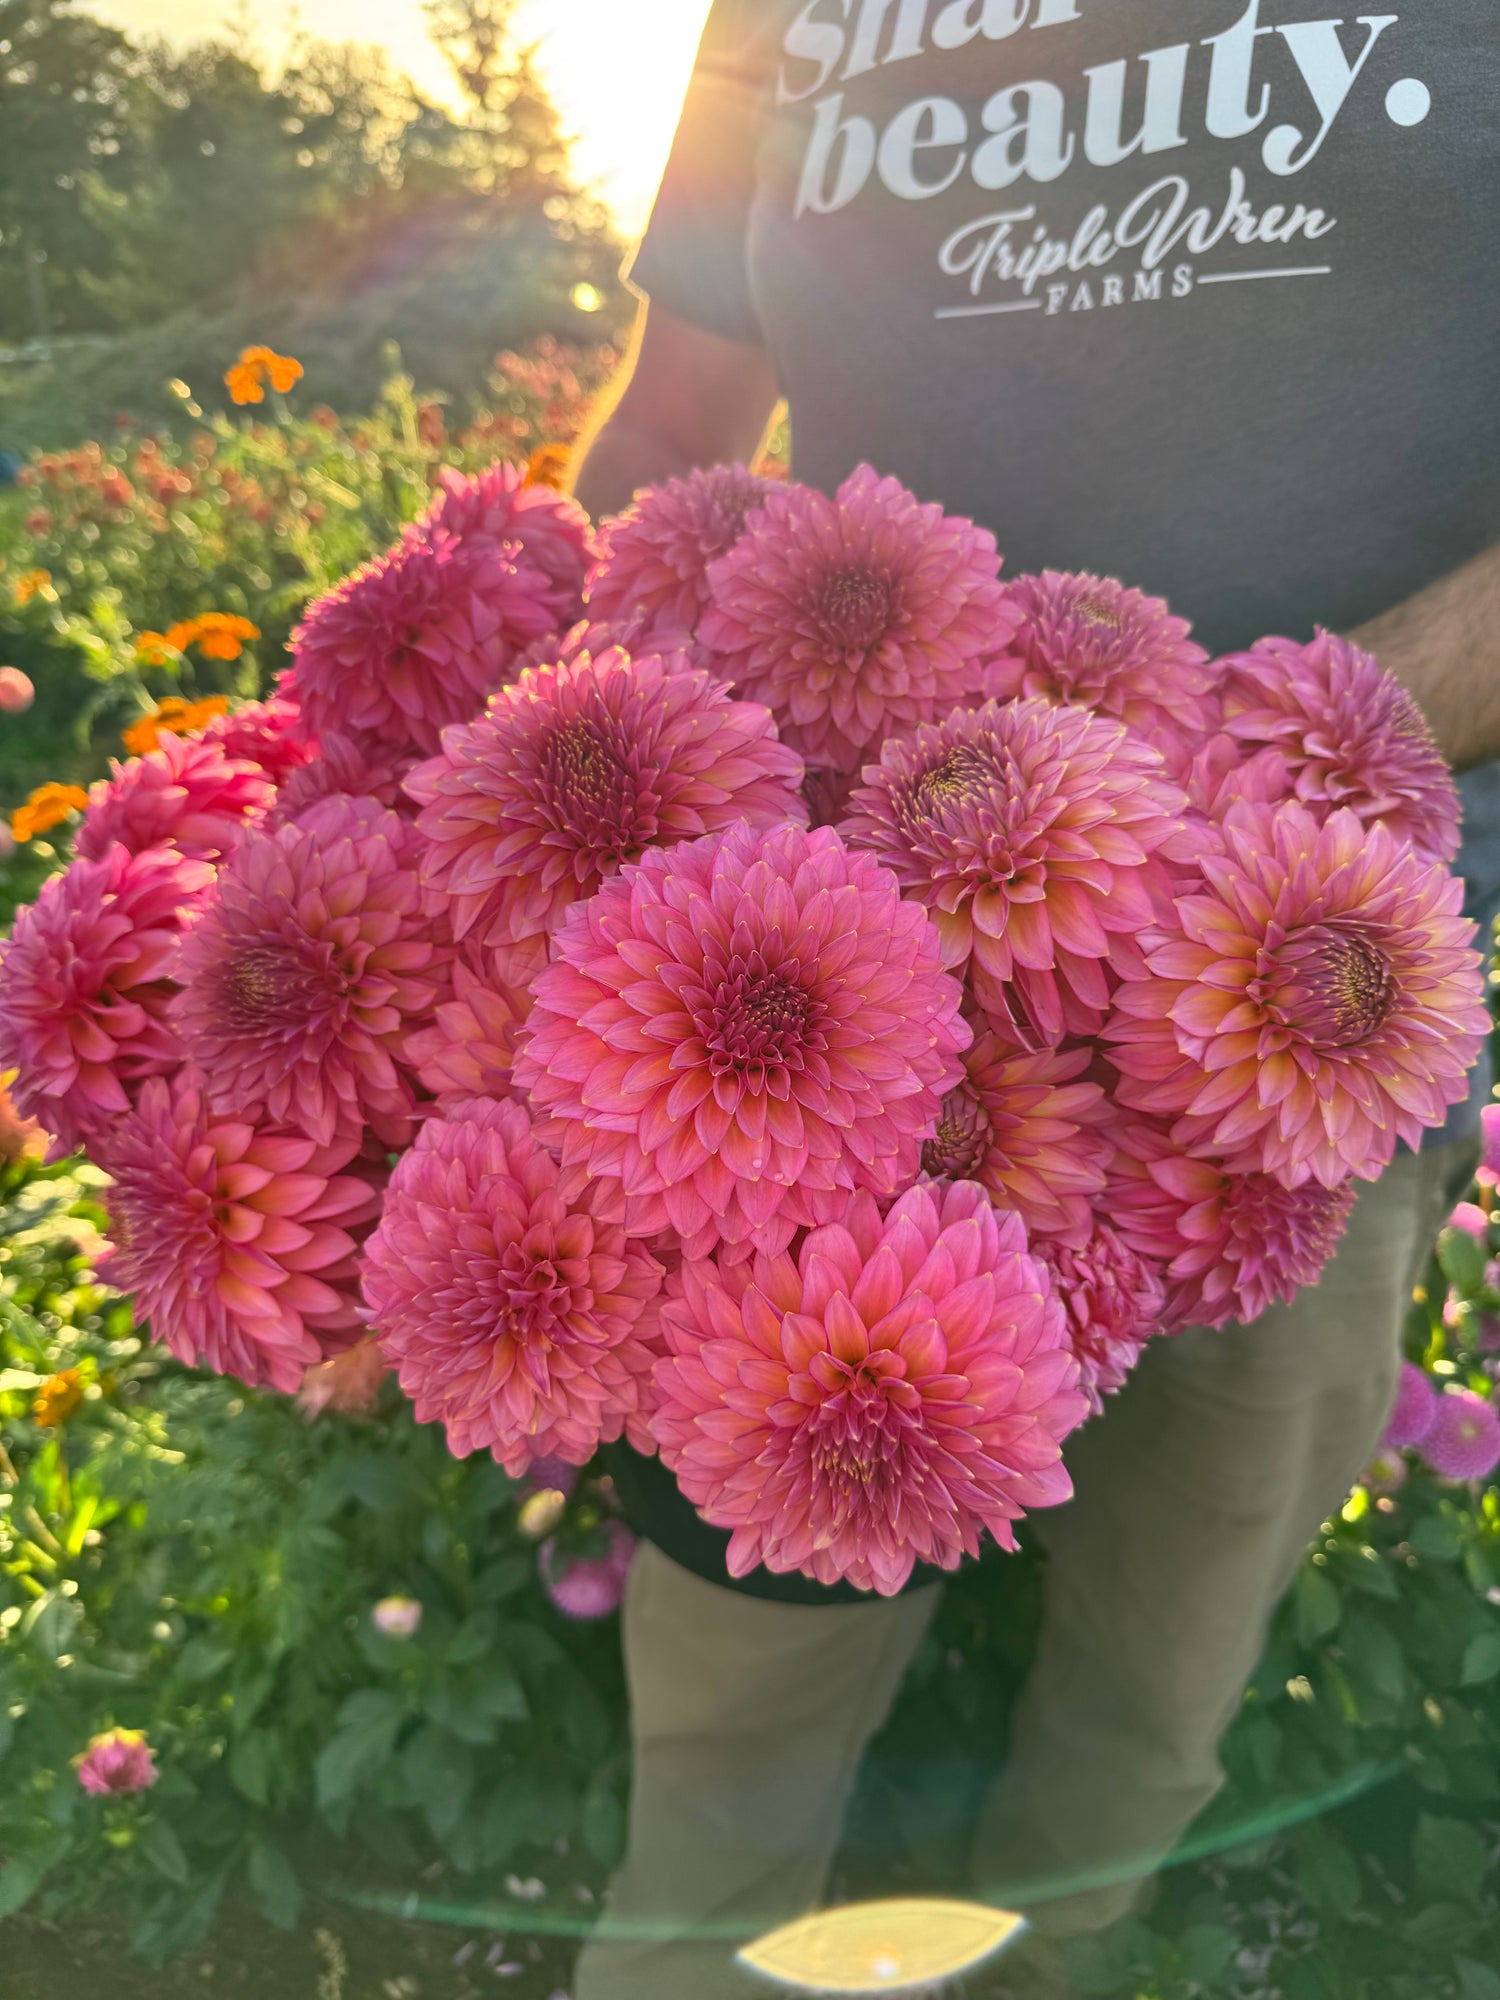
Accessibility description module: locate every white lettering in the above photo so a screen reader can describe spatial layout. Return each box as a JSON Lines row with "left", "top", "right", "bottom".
{"left": 1203, "top": 1, "right": 1272, "bottom": 140}
{"left": 878, "top": 96, "right": 969, "bottom": 198}
{"left": 1045, "top": 282, "right": 1069, "bottom": 314}
{"left": 795, "top": 92, "right": 878, "bottom": 216}
{"left": 1032, "top": 0, "right": 1081, "bottom": 24}
{"left": 1082, "top": 44, "right": 1191, "bottom": 166}
{"left": 1264, "top": 15, "right": 1398, "bottom": 174}
{"left": 1133, "top": 267, "right": 1163, "bottom": 300}
{"left": 779, "top": 0, "right": 851, "bottom": 105}
{"left": 972, "top": 82, "right": 1075, "bottom": 188}
{"left": 1069, "top": 280, "right": 1095, "bottom": 310}
{"left": 931, "top": 0, "right": 1029, "bottom": 50}
{"left": 1101, "top": 274, "right": 1125, "bottom": 305}
{"left": 844, "top": 0, "right": 928, "bottom": 80}
{"left": 1172, "top": 263, "right": 1194, "bottom": 296}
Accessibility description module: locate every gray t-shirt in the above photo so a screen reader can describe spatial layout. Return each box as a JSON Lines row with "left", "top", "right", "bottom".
{"left": 630, "top": 0, "right": 1499, "bottom": 1135}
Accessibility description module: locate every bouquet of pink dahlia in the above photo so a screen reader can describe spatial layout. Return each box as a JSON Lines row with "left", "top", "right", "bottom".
{"left": 1, "top": 457, "right": 1487, "bottom": 1596}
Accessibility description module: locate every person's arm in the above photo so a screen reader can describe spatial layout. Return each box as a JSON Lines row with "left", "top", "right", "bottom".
{"left": 571, "top": 300, "right": 781, "bottom": 521}
{"left": 1350, "top": 542, "right": 1500, "bottom": 771}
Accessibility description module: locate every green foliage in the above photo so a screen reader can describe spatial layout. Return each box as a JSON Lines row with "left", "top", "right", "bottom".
{"left": 0, "top": 1146, "right": 629, "bottom": 1964}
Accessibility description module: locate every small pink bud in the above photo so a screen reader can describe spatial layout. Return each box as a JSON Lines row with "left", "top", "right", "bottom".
{"left": 371, "top": 1595, "right": 423, "bottom": 1639}
{"left": 0, "top": 666, "right": 35, "bottom": 713}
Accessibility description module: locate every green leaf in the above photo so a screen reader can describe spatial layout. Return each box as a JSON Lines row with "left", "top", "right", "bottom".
{"left": 1343, "top": 1611, "right": 1407, "bottom": 1702}
{"left": 175, "top": 1636, "right": 235, "bottom": 1684}
{"left": 1457, "top": 1955, "right": 1500, "bottom": 2000}
{"left": 227, "top": 1733, "right": 272, "bottom": 1805}
{"left": 582, "top": 1779, "right": 624, "bottom": 1870}
{"left": 1460, "top": 1632, "right": 1500, "bottom": 1685}
{"left": 481, "top": 1778, "right": 538, "bottom": 1866}
{"left": 0, "top": 1852, "right": 54, "bottom": 1919}
{"left": 1295, "top": 1567, "right": 1342, "bottom": 1647}
{"left": 315, "top": 1692, "right": 403, "bottom": 1809}
{"left": 140, "top": 1817, "right": 191, "bottom": 1885}
{"left": 423, "top": 1680, "right": 498, "bottom": 1746}
{"left": 1177, "top": 1923, "right": 1236, "bottom": 1984}
{"left": 1410, "top": 1512, "right": 1463, "bottom": 1561}
{"left": 1414, "top": 1814, "right": 1489, "bottom": 1904}
{"left": 1293, "top": 1822, "right": 1362, "bottom": 1917}
{"left": 248, "top": 1836, "right": 302, "bottom": 1931}
{"left": 1439, "top": 1227, "right": 1488, "bottom": 1296}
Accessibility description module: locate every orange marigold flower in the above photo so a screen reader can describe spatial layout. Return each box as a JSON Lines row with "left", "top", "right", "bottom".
{"left": 162, "top": 618, "right": 203, "bottom": 653}
{"left": 121, "top": 694, "right": 230, "bottom": 755}
{"left": 11, "top": 782, "right": 89, "bottom": 843}
{"left": 190, "top": 613, "right": 260, "bottom": 662}
{"left": 34, "top": 1368, "right": 84, "bottom": 1428}
{"left": 13, "top": 568, "right": 51, "bottom": 607}
{"left": 225, "top": 345, "right": 302, "bottom": 405}
{"left": 524, "top": 443, "right": 571, "bottom": 492}
{"left": 133, "top": 631, "right": 181, "bottom": 671}
{"left": 264, "top": 351, "right": 303, "bottom": 394}
{"left": 225, "top": 360, "right": 265, "bottom": 406}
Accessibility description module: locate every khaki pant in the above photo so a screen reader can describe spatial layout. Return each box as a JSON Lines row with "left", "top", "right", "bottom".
{"left": 574, "top": 1143, "right": 1471, "bottom": 1999}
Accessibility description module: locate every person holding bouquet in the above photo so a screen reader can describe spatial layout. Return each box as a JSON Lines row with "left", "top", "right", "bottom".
{"left": 568, "top": 3, "right": 1500, "bottom": 1994}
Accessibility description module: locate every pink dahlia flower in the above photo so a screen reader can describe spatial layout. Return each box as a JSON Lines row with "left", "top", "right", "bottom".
{"left": 267, "top": 730, "right": 417, "bottom": 827}
{"left": 587, "top": 463, "right": 776, "bottom": 631}
{"left": 198, "top": 690, "right": 316, "bottom": 786}
{"left": 649, "top": 1181, "right": 1086, "bottom": 1594}
{"left": 362, "top": 1095, "right": 663, "bottom": 1474}
{"left": 843, "top": 697, "right": 1193, "bottom": 1045}
{"left": 0, "top": 845, "right": 214, "bottom": 1154}
{"left": 1181, "top": 733, "right": 1293, "bottom": 823}
{"left": 1036, "top": 1223, "right": 1165, "bottom": 1410}
{"left": 77, "top": 733, "right": 274, "bottom": 864}
{"left": 699, "top": 465, "right": 1016, "bottom": 774}
{"left": 514, "top": 616, "right": 714, "bottom": 680}
{"left": 1108, "top": 1118, "right": 1356, "bottom": 1329}
{"left": 994, "top": 571, "right": 1219, "bottom": 771}
{"left": 919, "top": 1029, "right": 1109, "bottom": 1247}
{"left": 425, "top": 461, "right": 593, "bottom": 622}
{"left": 1219, "top": 631, "right": 1459, "bottom": 866}
{"left": 515, "top": 822, "right": 969, "bottom": 1260}
{"left": 406, "top": 644, "right": 805, "bottom": 950}
{"left": 95, "top": 1072, "right": 379, "bottom": 1392}
{"left": 1478, "top": 1102, "right": 1500, "bottom": 1189}
{"left": 286, "top": 524, "right": 558, "bottom": 760}
{"left": 1421, "top": 1388, "right": 1500, "bottom": 1482}
{"left": 77, "top": 1727, "right": 157, "bottom": 1797}
{"left": 1108, "top": 803, "right": 1488, "bottom": 1188}
{"left": 173, "top": 795, "right": 447, "bottom": 1148}
{"left": 402, "top": 940, "right": 529, "bottom": 1110}
{"left": 540, "top": 1521, "right": 637, "bottom": 1620}
{"left": 1383, "top": 1360, "right": 1440, "bottom": 1449}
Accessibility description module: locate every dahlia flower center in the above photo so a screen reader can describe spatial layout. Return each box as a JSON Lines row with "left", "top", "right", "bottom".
{"left": 922, "top": 1087, "right": 991, "bottom": 1180}
{"left": 543, "top": 717, "right": 641, "bottom": 848}
{"left": 1258, "top": 922, "right": 1398, "bottom": 1048}
{"left": 221, "top": 944, "right": 341, "bottom": 1030}
{"left": 498, "top": 1242, "right": 578, "bottom": 1339}
{"left": 806, "top": 1359, "right": 908, "bottom": 1495}
{"left": 913, "top": 745, "right": 999, "bottom": 814}
{"left": 816, "top": 565, "right": 897, "bottom": 652}
{"left": 702, "top": 961, "right": 825, "bottom": 1078}
{"left": 1073, "top": 595, "right": 1123, "bottom": 630}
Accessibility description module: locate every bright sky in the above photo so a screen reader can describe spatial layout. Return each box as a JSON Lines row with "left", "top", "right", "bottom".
{"left": 84, "top": 1, "right": 713, "bottom": 234}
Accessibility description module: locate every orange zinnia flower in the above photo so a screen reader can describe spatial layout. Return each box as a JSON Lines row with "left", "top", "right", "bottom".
{"left": 225, "top": 345, "right": 303, "bottom": 406}
{"left": 121, "top": 694, "right": 229, "bottom": 755}
{"left": 524, "top": 443, "right": 571, "bottom": 492}
{"left": 11, "top": 782, "right": 89, "bottom": 842}
{"left": 190, "top": 613, "right": 260, "bottom": 661}
{"left": 34, "top": 1368, "right": 84, "bottom": 1428}
{"left": 13, "top": 568, "right": 51, "bottom": 607}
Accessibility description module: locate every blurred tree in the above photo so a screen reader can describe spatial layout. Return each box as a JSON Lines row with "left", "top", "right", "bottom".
{"left": 424, "top": 0, "right": 580, "bottom": 205}
{"left": 0, "top": 0, "right": 142, "bottom": 341}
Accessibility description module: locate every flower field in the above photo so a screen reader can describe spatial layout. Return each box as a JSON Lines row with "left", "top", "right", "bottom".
{"left": 2, "top": 358, "right": 1499, "bottom": 1997}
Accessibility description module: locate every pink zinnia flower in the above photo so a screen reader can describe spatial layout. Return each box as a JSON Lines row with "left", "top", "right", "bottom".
{"left": 1362, "top": 1447, "right": 1408, "bottom": 1495}
{"left": 1036, "top": 1223, "right": 1165, "bottom": 1410}
{"left": 426, "top": 461, "right": 593, "bottom": 622}
{"left": 76, "top": 734, "right": 274, "bottom": 864}
{"left": 95, "top": 1072, "right": 379, "bottom": 1392}
{"left": 1219, "top": 631, "right": 1460, "bottom": 866}
{"left": 919, "top": 1029, "right": 1109, "bottom": 1247}
{"left": 994, "top": 571, "right": 1219, "bottom": 772}
{"left": 843, "top": 697, "right": 1192, "bottom": 1045}
{"left": 0, "top": 845, "right": 214, "bottom": 1154}
{"left": 197, "top": 690, "right": 316, "bottom": 786}
{"left": 401, "top": 940, "right": 529, "bottom": 1110}
{"left": 286, "top": 524, "right": 558, "bottom": 760}
{"left": 649, "top": 1181, "right": 1086, "bottom": 1595}
{"left": 1108, "top": 803, "right": 1488, "bottom": 1188}
{"left": 173, "top": 796, "right": 447, "bottom": 1148}
{"left": 77, "top": 1727, "right": 157, "bottom": 1796}
{"left": 362, "top": 1096, "right": 663, "bottom": 1474}
{"left": 699, "top": 465, "right": 1016, "bottom": 774}
{"left": 540, "top": 1521, "right": 637, "bottom": 1620}
{"left": 405, "top": 644, "right": 805, "bottom": 950}
{"left": 1421, "top": 1389, "right": 1500, "bottom": 1482}
{"left": 587, "top": 463, "right": 776, "bottom": 631}
{"left": 1478, "top": 1103, "right": 1500, "bottom": 1189}
{"left": 1449, "top": 1201, "right": 1490, "bottom": 1242}
{"left": 1108, "top": 1118, "right": 1356, "bottom": 1329}
{"left": 1384, "top": 1361, "right": 1440, "bottom": 1449}
{"left": 515, "top": 823, "right": 969, "bottom": 1260}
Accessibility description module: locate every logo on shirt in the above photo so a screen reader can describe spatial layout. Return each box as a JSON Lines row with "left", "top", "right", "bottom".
{"left": 777, "top": 0, "right": 1433, "bottom": 318}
